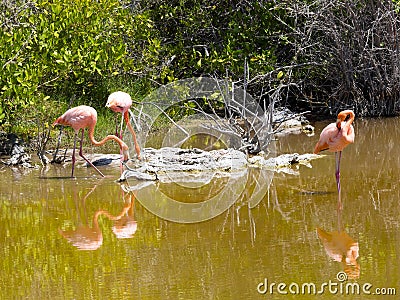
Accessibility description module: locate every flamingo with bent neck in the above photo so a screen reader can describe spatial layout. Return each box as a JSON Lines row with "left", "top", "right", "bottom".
{"left": 106, "top": 91, "right": 141, "bottom": 159}
{"left": 53, "top": 105, "right": 129, "bottom": 178}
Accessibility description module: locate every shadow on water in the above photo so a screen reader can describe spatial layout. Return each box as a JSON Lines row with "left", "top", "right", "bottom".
{"left": 0, "top": 117, "right": 399, "bottom": 298}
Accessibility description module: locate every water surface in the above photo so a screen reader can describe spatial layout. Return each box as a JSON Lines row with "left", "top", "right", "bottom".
{"left": 0, "top": 117, "right": 399, "bottom": 299}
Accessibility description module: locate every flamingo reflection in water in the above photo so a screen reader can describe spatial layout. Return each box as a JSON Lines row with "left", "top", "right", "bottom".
{"left": 316, "top": 205, "right": 360, "bottom": 279}
{"left": 111, "top": 186, "right": 137, "bottom": 239}
{"left": 59, "top": 186, "right": 137, "bottom": 251}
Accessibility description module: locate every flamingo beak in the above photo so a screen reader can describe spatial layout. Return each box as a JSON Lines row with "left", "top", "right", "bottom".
{"left": 336, "top": 119, "right": 342, "bottom": 129}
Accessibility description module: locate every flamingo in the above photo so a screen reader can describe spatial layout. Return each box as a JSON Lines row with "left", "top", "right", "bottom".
{"left": 106, "top": 91, "right": 141, "bottom": 159}
{"left": 313, "top": 110, "right": 355, "bottom": 209}
{"left": 53, "top": 105, "right": 130, "bottom": 178}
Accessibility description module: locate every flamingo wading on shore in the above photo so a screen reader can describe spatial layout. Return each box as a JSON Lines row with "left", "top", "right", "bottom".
{"left": 313, "top": 110, "right": 355, "bottom": 209}
{"left": 106, "top": 91, "right": 141, "bottom": 159}
{"left": 53, "top": 105, "right": 130, "bottom": 178}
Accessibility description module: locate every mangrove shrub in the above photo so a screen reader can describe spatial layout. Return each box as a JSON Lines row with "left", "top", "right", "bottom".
{"left": 1, "top": 0, "right": 400, "bottom": 138}
{"left": 0, "top": 0, "right": 158, "bottom": 133}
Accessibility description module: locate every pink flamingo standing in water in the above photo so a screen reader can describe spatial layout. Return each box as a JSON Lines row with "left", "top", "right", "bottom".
{"left": 53, "top": 105, "right": 130, "bottom": 178}
{"left": 313, "top": 110, "right": 355, "bottom": 209}
{"left": 106, "top": 91, "right": 141, "bottom": 159}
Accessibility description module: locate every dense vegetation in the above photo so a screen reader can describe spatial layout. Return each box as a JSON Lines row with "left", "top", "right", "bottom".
{"left": 1, "top": 0, "right": 400, "bottom": 139}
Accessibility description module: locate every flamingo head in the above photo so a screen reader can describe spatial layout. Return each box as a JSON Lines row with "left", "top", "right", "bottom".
{"left": 122, "top": 147, "right": 130, "bottom": 162}
{"left": 106, "top": 91, "right": 132, "bottom": 114}
{"left": 118, "top": 141, "right": 130, "bottom": 162}
{"left": 336, "top": 110, "right": 355, "bottom": 129}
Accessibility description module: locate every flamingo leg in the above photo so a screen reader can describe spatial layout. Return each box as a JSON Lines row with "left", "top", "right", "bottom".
{"left": 71, "top": 131, "right": 78, "bottom": 177}
{"left": 119, "top": 114, "right": 124, "bottom": 139}
{"left": 124, "top": 111, "right": 141, "bottom": 159}
{"left": 117, "top": 115, "right": 125, "bottom": 173}
{"left": 78, "top": 129, "right": 105, "bottom": 178}
{"left": 113, "top": 114, "right": 120, "bottom": 138}
{"left": 335, "top": 151, "right": 342, "bottom": 210}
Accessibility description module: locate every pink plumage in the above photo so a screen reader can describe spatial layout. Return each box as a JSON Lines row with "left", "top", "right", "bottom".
{"left": 314, "top": 110, "right": 355, "bottom": 154}
{"left": 106, "top": 91, "right": 132, "bottom": 114}
{"left": 53, "top": 105, "right": 129, "bottom": 177}
{"left": 106, "top": 91, "right": 141, "bottom": 159}
{"left": 313, "top": 110, "right": 355, "bottom": 211}
{"left": 53, "top": 105, "right": 97, "bottom": 131}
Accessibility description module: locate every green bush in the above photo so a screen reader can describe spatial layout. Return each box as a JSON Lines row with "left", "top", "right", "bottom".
{"left": 0, "top": 0, "right": 158, "bottom": 134}
{"left": 1, "top": 0, "right": 400, "bottom": 140}
{"left": 139, "top": 0, "right": 278, "bottom": 81}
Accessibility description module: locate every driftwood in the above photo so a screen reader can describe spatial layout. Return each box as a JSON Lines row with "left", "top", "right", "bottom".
{"left": 118, "top": 147, "right": 320, "bottom": 184}
{"left": 0, "top": 132, "right": 33, "bottom": 167}
{"left": 2, "top": 77, "right": 315, "bottom": 168}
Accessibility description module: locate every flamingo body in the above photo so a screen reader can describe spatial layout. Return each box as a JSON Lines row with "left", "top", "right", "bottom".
{"left": 106, "top": 91, "right": 141, "bottom": 159}
{"left": 53, "top": 105, "right": 98, "bottom": 131}
{"left": 314, "top": 110, "right": 355, "bottom": 154}
{"left": 53, "top": 105, "right": 129, "bottom": 177}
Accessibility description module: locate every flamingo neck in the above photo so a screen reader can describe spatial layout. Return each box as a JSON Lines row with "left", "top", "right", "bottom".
{"left": 346, "top": 111, "right": 355, "bottom": 125}
{"left": 91, "top": 211, "right": 102, "bottom": 232}
{"left": 342, "top": 111, "right": 355, "bottom": 131}
{"left": 336, "top": 110, "right": 355, "bottom": 130}
{"left": 88, "top": 125, "right": 128, "bottom": 150}
{"left": 124, "top": 112, "right": 135, "bottom": 135}
{"left": 95, "top": 210, "right": 123, "bottom": 221}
